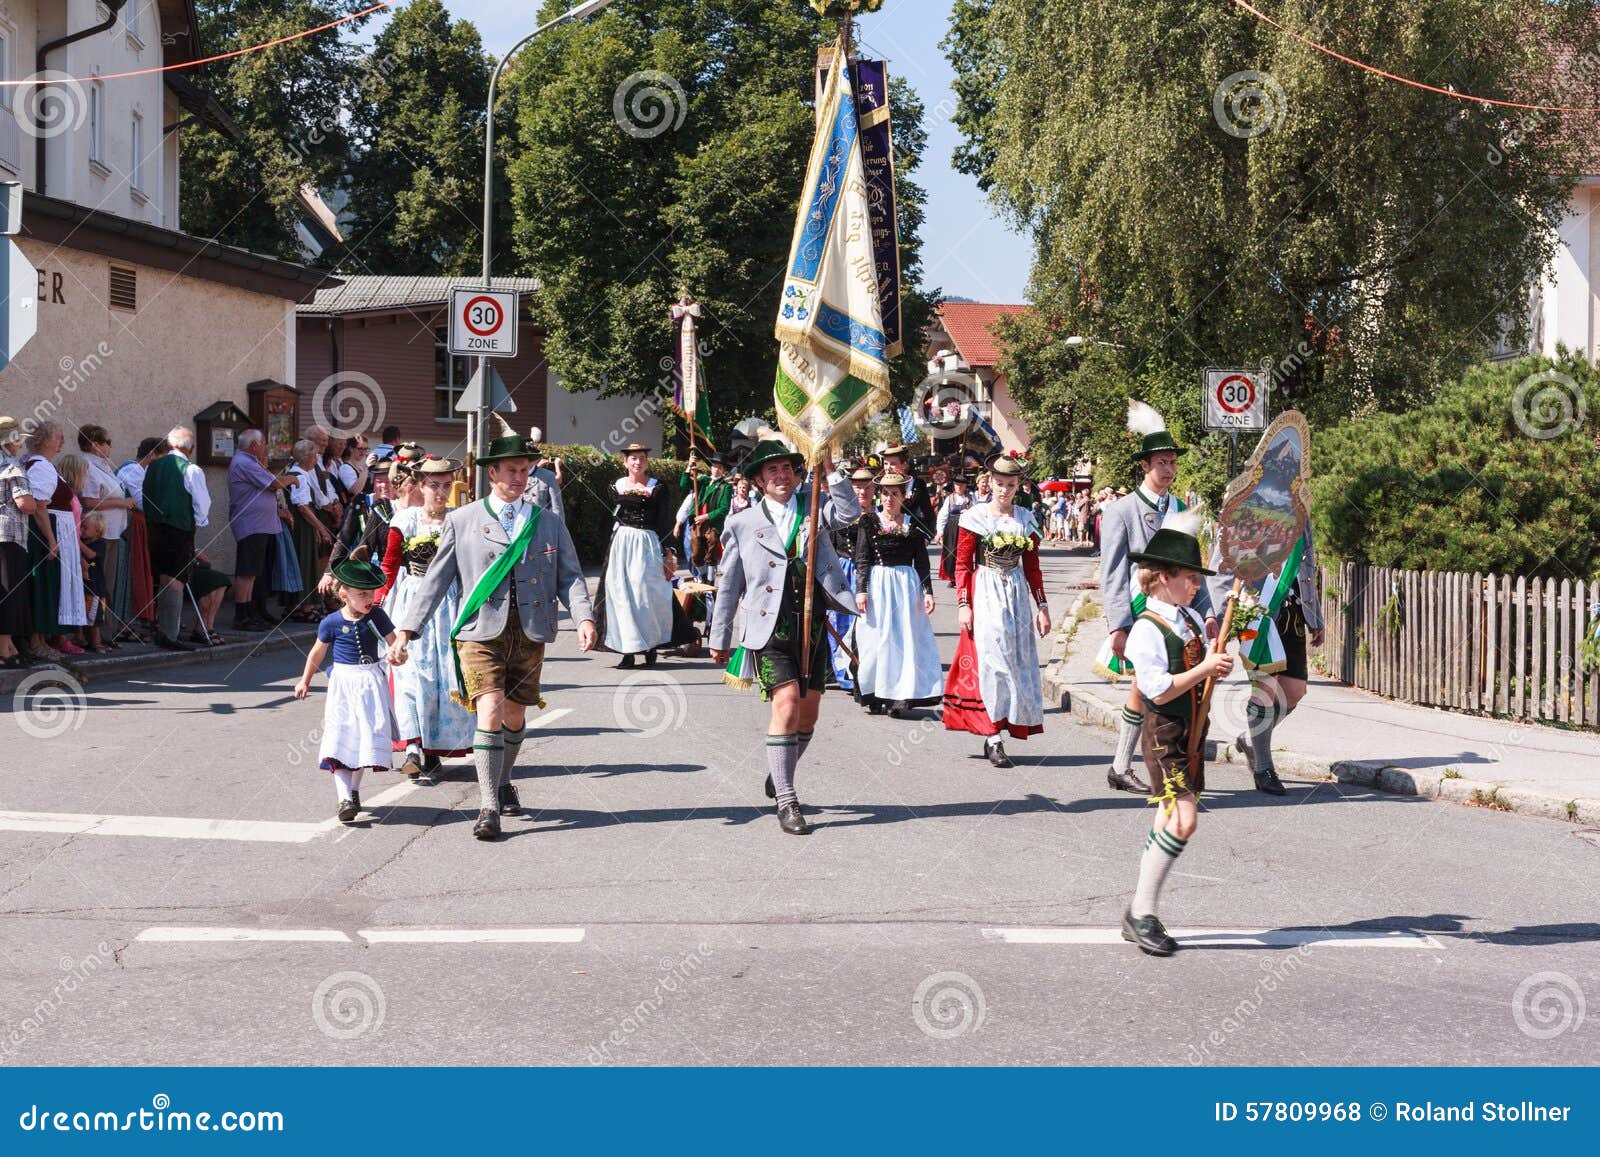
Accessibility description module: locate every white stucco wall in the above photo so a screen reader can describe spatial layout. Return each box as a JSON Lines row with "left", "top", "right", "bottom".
{"left": 1540, "top": 184, "right": 1596, "bottom": 360}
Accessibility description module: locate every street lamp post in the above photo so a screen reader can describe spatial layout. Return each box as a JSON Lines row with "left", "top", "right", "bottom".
{"left": 475, "top": 0, "right": 615, "bottom": 495}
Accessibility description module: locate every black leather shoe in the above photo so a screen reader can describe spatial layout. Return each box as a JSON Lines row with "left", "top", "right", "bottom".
{"left": 1122, "top": 909, "right": 1179, "bottom": 956}
{"left": 473, "top": 809, "right": 501, "bottom": 840}
{"left": 645, "top": 649, "right": 659, "bottom": 667}
{"left": 764, "top": 774, "right": 776, "bottom": 800}
{"left": 423, "top": 754, "right": 442, "bottom": 776}
{"left": 337, "top": 797, "right": 358, "bottom": 824}
{"left": 617, "top": 653, "right": 636, "bottom": 669}
{"left": 232, "top": 614, "right": 267, "bottom": 633}
{"left": 399, "top": 751, "right": 423, "bottom": 778}
{"left": 155, "top": 633, "right": 195, "bottom": 652}
{"left": 1254, "top": 769, "right": 1288, "bottom": 796}
{"left": 776, "top": 802, "right": 810, "bottom": 835}
{"left": 498, "top": 783, "right": 522, "bottom": 815}
{"left": 985, "top": 740, "right": 1014, "bottom": 768}
{"left": 1107, "top": 766, "right": 1151, "bottom": 794}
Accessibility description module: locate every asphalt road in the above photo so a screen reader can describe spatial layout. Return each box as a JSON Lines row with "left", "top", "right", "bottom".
{"left": 2, "top": 547, "right": 1596, "bottom": 1065}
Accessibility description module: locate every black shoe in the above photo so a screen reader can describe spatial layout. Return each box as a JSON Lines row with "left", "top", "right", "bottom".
{"left": 1107, "top": 766, "right": 1151, "bottom": 794}
{"left": 644, "top": 649, "right": 658, "bottom": 667}
{"left": 1122, "top": 909, "right": 1179, "bottom": 956}
{"left": 423, "top": 754, "right": 443, "bottom": 778}
{"left": 887, "top": 704, "right": 908, "bottom": 719}
{"left": 155, "top": 633, "right": 196, "bottom": 652}
{"left": 985, "top": 739, "right": 1014, "bottom": 768}
{"left": 776, "top": 802, "right": 810, "bottom": 835}
{"left": 473, "top": 809, "right": 502, "bottom": 840}
{"left": 498, "top": 783, "right": 522, "bottom": 816}
{"left": 337, "top": 796, "right": 358, "bottom": 824}
{"left": 232, "top": 614, "right": 267, "bottom": 633}
{"left": 1234, "top": 733, "right": 1255, "bottom": 773}
{"left": 1254, "top": 768, "right": 1287, "bottom": 796}
{"left": 867, "top": 702, "right": 885, "bottom": 715}
{"left": 764, "top": 774, "right": 776, "bottom": 800}
{"left": 618, "top": 653, "right": 636, "bottom": 669}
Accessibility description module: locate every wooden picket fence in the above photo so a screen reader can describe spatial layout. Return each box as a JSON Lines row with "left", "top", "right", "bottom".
{"left": 1318, "top": 562, "right": 1600, "bottom": 728}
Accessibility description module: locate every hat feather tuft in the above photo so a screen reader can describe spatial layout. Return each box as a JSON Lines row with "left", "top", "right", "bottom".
{"left": 1126, "top": 399, "right": 1167, "bottom": 438}
{"left": 1165, "top": 504, "right": 1204, "bottom": 538}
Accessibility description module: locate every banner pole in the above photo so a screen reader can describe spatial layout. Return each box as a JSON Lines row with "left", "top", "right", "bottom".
{"left": 798, "top": 453, "right": 824, "bottom": 694}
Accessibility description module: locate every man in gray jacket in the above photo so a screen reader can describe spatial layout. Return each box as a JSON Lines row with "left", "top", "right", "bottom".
{"left": 709, "top": 440, "right": 856, "bottom": 836}
{"left": 1099, "top": 425, "right": 1216, "bottom": 794}
{"left": 1207, "top": 527, "right": 1324, "bottom": 795}
{"left": 390, "top": 432, "right": 595, "bottom": 840}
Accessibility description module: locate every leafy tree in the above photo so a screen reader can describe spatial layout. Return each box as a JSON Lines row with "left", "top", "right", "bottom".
{"left": 182, "top": 1, "right": 375, "bottom": 261}
{"left": 1310, "top": 353, "right": 1600, "bottom": 577}
{"left": 947, "top": 0, "right": 1600, "bottom": 486}
{"left": 508, "top": 0, "right": 936, "bottom": 434}
{"left": 339, "top": 0, "right": 498, "bottom": 276}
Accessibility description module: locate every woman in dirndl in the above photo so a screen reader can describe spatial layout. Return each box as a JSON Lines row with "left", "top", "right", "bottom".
{"left": 826, "top": 465, "right": 875, "bottom": 691}
{"left": 286, "top": 439, "right": 336, "bottom": 621}
{"left": 293, "top": 549, "right": 398, "bottom": 825}
{"left": 854, "top": 470, "right": 944, "bottom": 717}
{"left": 942, "top": 455, "right": 1051, "bottom": 767}
{"left": 936, "top": 474, "right": 975, "bottom": 586}
{"left": 592, "top": 443, "right": 675, "bottom": 667}
{"left": 380, "top": 457, "right": 474, "bottom": 777}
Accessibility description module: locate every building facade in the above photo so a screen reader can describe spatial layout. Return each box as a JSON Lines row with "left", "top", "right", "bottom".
{"left": 924, "top": 301, "right": 1032, "bottom": 454}
{"left": 0, "top": 1, "right": 332, "bottom": 574}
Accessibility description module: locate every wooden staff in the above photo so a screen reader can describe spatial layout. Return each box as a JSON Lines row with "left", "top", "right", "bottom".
{"left": 1188, "top": 578, "right": 1242, "bottom": 774}
{"left": 797, "top": 454, "right": 825, "bottom": 694}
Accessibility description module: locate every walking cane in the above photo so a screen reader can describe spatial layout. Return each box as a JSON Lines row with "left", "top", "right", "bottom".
{"left": 183, "top": 582, "right": 210, "bottom": 646}
{"left": 1187, "top": 578, "right": 1241, "bottom": 774}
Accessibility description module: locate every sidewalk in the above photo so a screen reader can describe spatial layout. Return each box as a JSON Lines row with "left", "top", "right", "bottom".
{"left": 1035, "top": 545, "right": 1600, "bottom": 826}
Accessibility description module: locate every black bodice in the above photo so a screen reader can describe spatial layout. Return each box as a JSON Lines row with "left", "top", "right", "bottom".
{"left": 614, "top": 492, "right": 655, "bottom": 529}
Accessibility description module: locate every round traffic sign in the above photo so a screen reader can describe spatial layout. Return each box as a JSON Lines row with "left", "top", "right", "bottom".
{"left": 462, "top": 295, "right": 504, "bottom": 338}
{"left": 1215, "top": 373, "right": 1255, "bottom": 415}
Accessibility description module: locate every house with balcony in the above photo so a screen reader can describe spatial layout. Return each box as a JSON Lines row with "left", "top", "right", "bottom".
{"left": 923, "top": 301, "right": 1032, "bottom": 454}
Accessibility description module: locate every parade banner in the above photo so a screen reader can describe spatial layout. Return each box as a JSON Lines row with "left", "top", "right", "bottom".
{"left": 1215, "top": 410, "right": 1312, "bottom": 673}
{"left": 775, "top": 45, "right": 892, "bottom": 460}
{"left": 670, "top": 300, "right": 714, "bottom": 446}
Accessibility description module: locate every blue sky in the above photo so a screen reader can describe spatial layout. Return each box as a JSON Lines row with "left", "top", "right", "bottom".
{"left": 402, "top": 1, "right": 1033, "bottom": 303}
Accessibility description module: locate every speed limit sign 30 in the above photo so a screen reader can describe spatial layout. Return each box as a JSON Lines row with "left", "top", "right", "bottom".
{"left": 1203, "top": 367, "right": 1266, "bottom": 431}
{"left": 449, "top": 287, "right": 519, "bottom": 357}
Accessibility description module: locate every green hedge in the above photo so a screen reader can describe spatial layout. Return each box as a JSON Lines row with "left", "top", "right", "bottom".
{"left": 1309, "top": 354, "right": 1600, "bottom": 577}
{"left": 541, "top": 443, "right": 688, "bottom": 567}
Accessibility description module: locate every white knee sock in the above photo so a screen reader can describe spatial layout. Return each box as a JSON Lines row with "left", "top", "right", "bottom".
{"left": 1111, "top": 707, "right": 1143, "bottom": 774}
{"left": 333, "top": 768, "right": 355, "bottom": 801}
{"left": 348, "top": 768, "right": 364, "bottom": 795}
{"left": 1131, "top": 826, "right": 1187, "bottom": 918}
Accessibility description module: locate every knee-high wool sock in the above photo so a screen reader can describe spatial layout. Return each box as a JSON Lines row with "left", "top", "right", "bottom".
{"left": 472, "top": 729, "right": 503, "bottom": 811}
{"left": 499, "top": 726, "right": 526, "bottom": 788}
{"left": 1112, "top": 707, "right": 1143, "bottom": 774}
{"left": 794, "top": 730, "right": 813, "bottom": 787}
{"left": 1246, "top": 701, "right": 1280, "bottom": 774}
{"left": 767, "top": 733, "right": 799, "bottom": 808}
{"left": 1131, "top": 826, "right": 1187, "bottom": 918}
{"left": 157, "top": 583, "right": 183, "bottom": 639}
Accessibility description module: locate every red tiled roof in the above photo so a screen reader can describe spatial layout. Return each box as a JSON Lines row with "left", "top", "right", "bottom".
{"left": 936, "top": 302, "right": 1031, "bottom": 368}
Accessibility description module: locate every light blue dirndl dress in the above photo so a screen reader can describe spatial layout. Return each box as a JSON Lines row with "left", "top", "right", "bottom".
{"left": 384, "top": 507, "right": 475, "bottom": 756}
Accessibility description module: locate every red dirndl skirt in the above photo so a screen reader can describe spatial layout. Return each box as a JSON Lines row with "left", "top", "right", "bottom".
{"left": 941, "top": 629, "right": 1043, "bottom": 740}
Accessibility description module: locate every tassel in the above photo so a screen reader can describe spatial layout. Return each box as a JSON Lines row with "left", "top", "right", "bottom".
{"left": 722, "top": 645, "right": 755, "bottom": 690}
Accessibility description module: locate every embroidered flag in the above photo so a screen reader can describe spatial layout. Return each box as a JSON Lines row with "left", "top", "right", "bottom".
{"left": 774, "top": 45, "right": 892, "bottom": 460}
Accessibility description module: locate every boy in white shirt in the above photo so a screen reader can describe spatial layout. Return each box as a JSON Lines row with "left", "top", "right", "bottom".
{"left": 1121, "top": 514, "right": 1233, "bottom": 957}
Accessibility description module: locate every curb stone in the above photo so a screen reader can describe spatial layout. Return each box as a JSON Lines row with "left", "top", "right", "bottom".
{"left": 0, "top": 626, "right": 316, "bottom": 696}
{"left": 1044, "top": 596, "right": 1600, "bottom": 827}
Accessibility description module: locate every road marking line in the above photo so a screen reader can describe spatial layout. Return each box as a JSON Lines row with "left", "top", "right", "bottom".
{"left": 358, "top": 928, "right": 586, "bottom": 944}
{"left": 137, "top": 927, "right": 352, "bottom": 943}
{"left": 0, "top": 810, "right": 328, "bottom": 843}
{"left": 983, "top": 927, "right": 1441, "bottom": 948}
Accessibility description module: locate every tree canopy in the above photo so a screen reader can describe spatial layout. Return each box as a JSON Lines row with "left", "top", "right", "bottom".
{"left": 946, "top": 0, "right": 1600, "bottom": 494}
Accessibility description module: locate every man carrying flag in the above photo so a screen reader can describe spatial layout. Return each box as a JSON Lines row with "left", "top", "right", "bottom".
{"left": 711, "top": 18, "right": 893, "bottom": 836}
{"left": 389, "top": 429, "right": 596, "bottom": 841}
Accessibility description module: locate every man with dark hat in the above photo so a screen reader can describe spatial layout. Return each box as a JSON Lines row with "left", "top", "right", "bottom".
{"left": 389, "top": 429, "right": 595, "bottom": 840}
{"left": 1098, "top": 401, "right": 1215, "bottom": 794}
{"left": 709, "top": 438, "right": 858, "bottom": 835}
{"left": 879, "top": 443, "right": 937, "bottom": 541}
